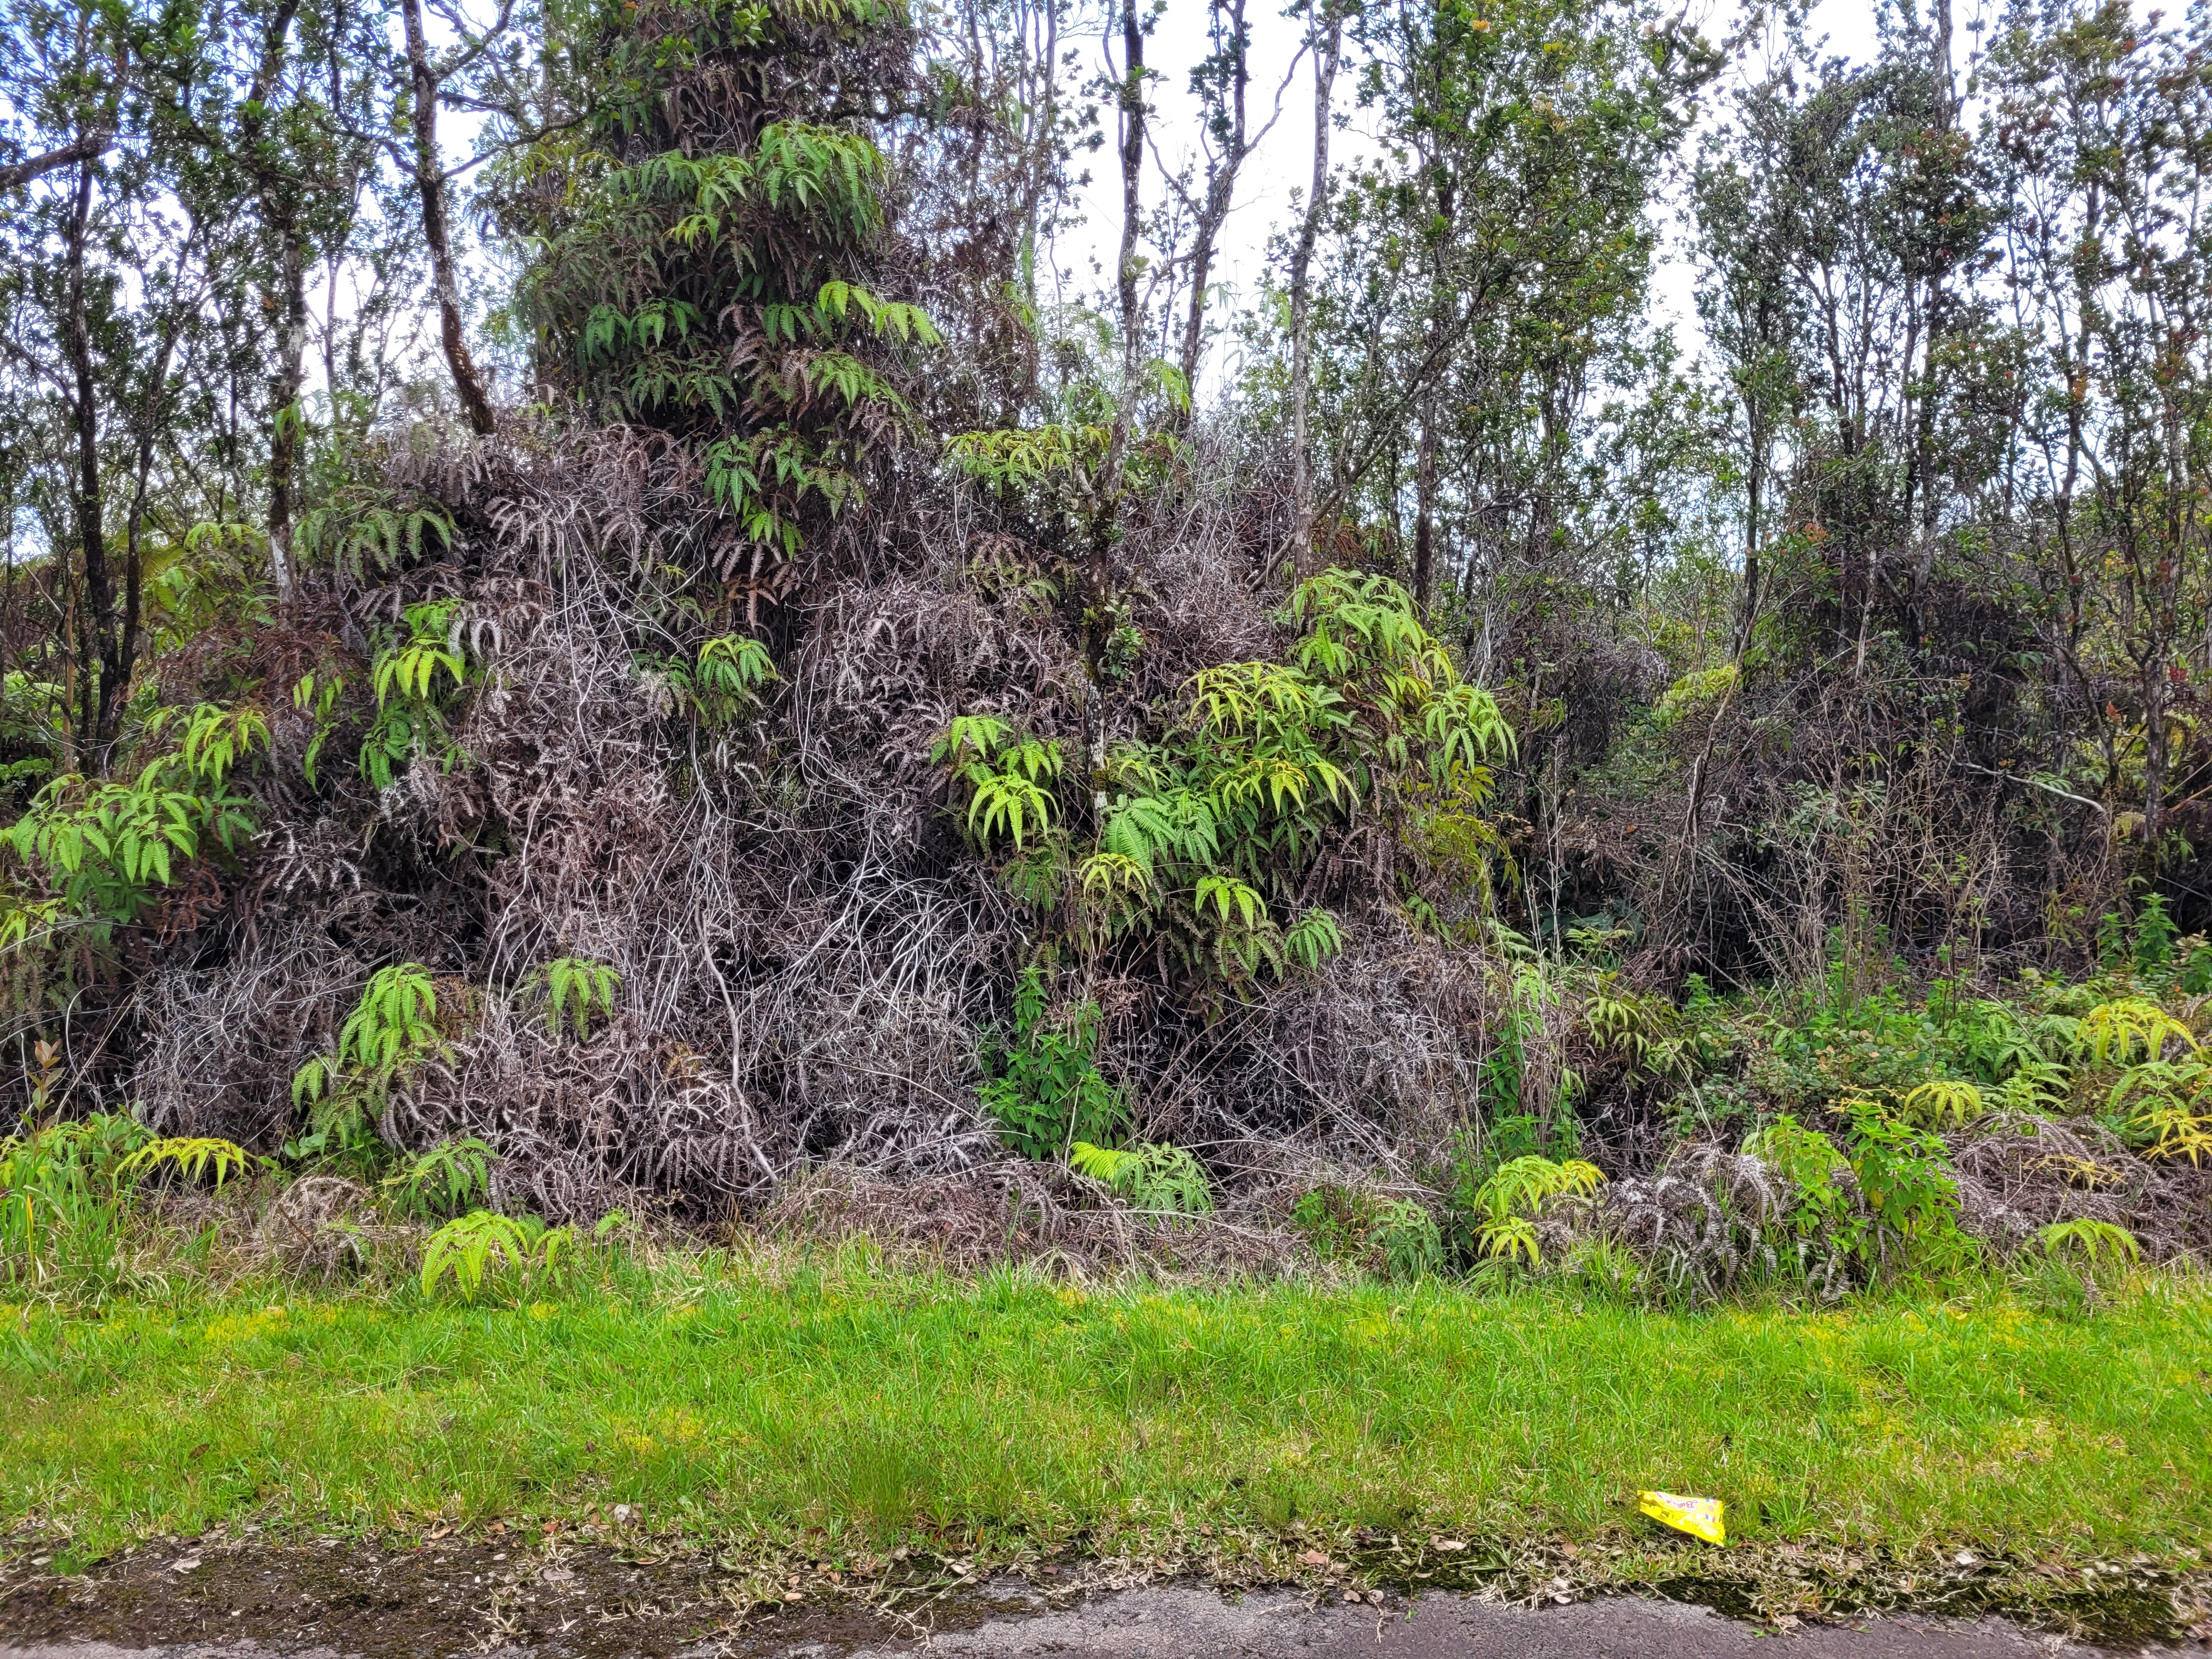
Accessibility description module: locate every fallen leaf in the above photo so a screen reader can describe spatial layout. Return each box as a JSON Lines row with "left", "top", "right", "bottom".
{"left": 1299, "top": 1549, "right": 1330, "bottom": 1567}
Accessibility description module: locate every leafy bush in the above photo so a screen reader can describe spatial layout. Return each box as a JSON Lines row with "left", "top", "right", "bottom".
{"left": 935, "top": 572, "right": 1512, "bottom": 998}
{"left": 518, "top": 0, "right": 930, "bottom": 567}
{"left": 5, "top": 703, "right": 266, "bottom": 927}
{"left": 289, "top": 964, "right": 452, "bottom": 1158}
{"left": 1843, "top": 1100, "right": 1961, "bottom": 1267}
{"left": 1468, "top": 1155, "right": 1603, "bottom": 1267}
{"left": 2073, "top": 998, "right": 2194, "bottom": 1067}
{"left": 1070, "top": 1141, "right": 1214, "bottom": 1218}
{"left": 1, "top": 1113, "right": 247, "bottom": 1288}
{"left": 359, "top": 601, "right": 471, "bottom": 789}
{"left": 932, "top": 716, "right": 1062, "bottom": 849}
{"left": 536, "top": 956, "right": 620, "bottom": 1040}
{"left": 977, "top": 966, "right": 1126, "bottom": 1160}
{"left": 382, "top": 1138, "right": 495, "bottom": 1220}
{"left": 2035, "top": 1217, "right": 2140, "bottom": 1268}
{"left": 1896, "top": 1079, "right": 1984, "bottom": 1130}
{"left": 652, "top": 634, "right": 778, "bottom": 727}
{"left": 420, "top": 1209, "right": 573, "bottom": 1301}
{"left": 1289, "top": 1186, "right": 1444, "bottom": 1279}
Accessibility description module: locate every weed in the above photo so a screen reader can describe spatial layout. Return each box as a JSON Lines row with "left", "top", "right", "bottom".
{"left": 420, "top": 1210, "right": 573, "bottom": 1301}
{"left": 1897, "top": 1079, "right": 1984, "bottom": 1130}
{"left": 382, "top": 1138, "right": 495, "bottom": 1220}
{"left": 977, "top": 966, "right": 1126, "bottom": 1161}
{"left": 1069, "top": 1141, "right": 1212, "bottom": 1218}
{"left": 289, "top": 964, "right": 451, "bottom": 1159}
{"left": 1, "top": 1114, "right": 245, "bottom": 1289}
{"left": 1469, "top": 1155, "right": 1602, "bottom": 1267}
{"left": 536, "top": 956, "right": 619, "bottom": 1040}
{"left": 1289, "top": 1187, "right": 1443, "bottom": 1279}
{"left": 2074, "top": 998, "right": 2195, "bottom": 1067}
{"left": 2036, "top": 1218, "right": 2141, "bottom": 1268}
{"left": 1843, "top": 1101, "right": 1961, "bottom": 1269}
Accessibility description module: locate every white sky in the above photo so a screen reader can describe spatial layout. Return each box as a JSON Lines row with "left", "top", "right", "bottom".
{"left": 1048, "top": 0, "right": 1887, "bottom": 397}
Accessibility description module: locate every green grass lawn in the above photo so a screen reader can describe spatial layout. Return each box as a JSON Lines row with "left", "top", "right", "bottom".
{"left": 4, "top": 1255, "right": 2208, "bottom": 1568}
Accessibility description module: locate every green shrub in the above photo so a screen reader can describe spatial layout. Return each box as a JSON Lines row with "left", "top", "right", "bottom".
{"left": 1467, "top": 1155, "right": 1603, "bottom": 1268}
{"left": 1, "top": 1113, "right": 248, "bottom": 1289}
{"left": 1070, "top": 1141, "right": 1213, "bottom": 1219}
{"left": 288, "top": 964, "right": 451, "bottom": 1160}
{"left": 536, "top": 956, "right": 620, "bottom": 1039}
{"left": 934, "top": 572, "right": 1509, "bottom": 999}
{"left": 420, "top": 1209, "right": 572, "bottom": 1301}
{"left": 978, "top": 966, "right": 1126, "bottom": 1160}
{"left": 1289, "top": 1186, "right": 1443, "bottom": 1279}
{"left": 1843, "top": 1099, "right": 1960, "bottom": 1269}
{"left": 383, "top": 1138, "right": 495, "bottom": 1220}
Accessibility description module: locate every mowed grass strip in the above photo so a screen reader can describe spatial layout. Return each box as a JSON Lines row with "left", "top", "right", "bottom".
{"left": 3, "top": 1263, "right": 2207, "bottom": 1560}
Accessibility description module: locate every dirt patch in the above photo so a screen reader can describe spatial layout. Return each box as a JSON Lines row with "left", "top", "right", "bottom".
{"left": 0, "top": 1534, "right": 949, "bottom": 1658}
{"left": 1, "top": 1533, "right": 2204, "bottom": 1657}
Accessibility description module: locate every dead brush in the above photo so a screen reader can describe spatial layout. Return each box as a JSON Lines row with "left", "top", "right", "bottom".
{"left": 251, "top": 1175, "right": 413, "bottom": 1282}
{"left": 1604, "top": 1146, "right": 1812, "bottom": 1301}
{"left": 110, "top": 422, "right": 1564, "bottom": 1232}
{"left": 1948, "top": 1115, "right": 2207, "bottom": 1262}
{"left": 758, "top": 1160, "right": 1316, "bottom": 1282}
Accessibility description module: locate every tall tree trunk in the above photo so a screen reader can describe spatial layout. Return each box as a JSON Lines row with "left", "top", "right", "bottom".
{"left": 403, "top": 0, "right": 496, "bottom": 436}
{"left": 1175, "top": 0, "right": 1252, "bottom": 409}
{"left": 1412, "top": 166, "right": 1455, "bottom": 614}
{"left": 61, "top": 157, "right": 109, "bottom": 762}
{"left": 1735, "top": 394, "right": 1765, "bottom": 658}
{"left": 1085, "top": 0, "right": 1149, "bottom": 831}
{"left": 266, "top": 225, "right": 308, "bottom": 607}
{"left": 1288, "top": 1, "right": 1339, "bottom": 562}
{"left": 240, "top": 0, "right": 306, "bottom": 607}
{"left": 1114, "top": 0, "right": 1146, "bottom": 395}
{"left": 117, "top": 235, "right": 197, "bottom": 754}
{"left": 1906, "top": 0, "right": 1957, "bottom": 647}
{"left": 1013, "top": 0, "right": 1062, "bottom": 313}
{"left": 1413, "top": 403, "right": 1437, "bottom": 611}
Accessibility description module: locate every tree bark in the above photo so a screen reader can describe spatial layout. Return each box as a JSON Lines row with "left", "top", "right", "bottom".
{"left": 267, "top": 227, "right": 308, "bottom": 606}
{"left": 1411, "top": 160, "right": 1454, "bottom": 613}
{"left": 61, "top": 157, "right": 110, "bottom": 761}
{"left": 1288, "top": 3, "right": 1340, "bottom": 564}
{"left": 0, "top": 130, "right": 112, "bottom": 191}
{"left": 1083, "top": 0, "right": 1150, "bottom": 832}
{"left": 237, "top": 0, "right": 306, "bottom": 606}
{"left": 1114, "top": 0, "right": 1146, "bottom": 394}
{"left": 403, "top": 0, "right": 497, "bottom": 436}
{"left": 1175, "top": 0, "right": 1251, "bottom": 406}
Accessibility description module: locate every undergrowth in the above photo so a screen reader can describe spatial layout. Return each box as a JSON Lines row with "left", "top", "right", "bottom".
{"left": 5, "top": 905, "right": 2211, "bottom": 1308}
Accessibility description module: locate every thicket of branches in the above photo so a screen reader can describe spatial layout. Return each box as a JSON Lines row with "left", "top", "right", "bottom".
{"left": 2, "top": 0, "right": 2209, "bottom": 1276}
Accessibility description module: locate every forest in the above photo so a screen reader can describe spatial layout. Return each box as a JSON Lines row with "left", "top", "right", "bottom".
{"left": 2, "top": 0, "right": 2211, "bottom": 1301}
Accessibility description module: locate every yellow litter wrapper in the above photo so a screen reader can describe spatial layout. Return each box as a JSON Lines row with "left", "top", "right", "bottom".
{"left": 1638, "top": 1489, "right": 1725, "bottom": 1545}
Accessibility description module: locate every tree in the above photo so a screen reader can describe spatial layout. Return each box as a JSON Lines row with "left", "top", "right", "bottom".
{"left": 514, "top": 0, "right": 932, "bottom": 605}
{"left": 0, "top": 0, "right": 204, "bottom": 757}
{"left": 1287, "top": 0, "right": 1345, "bottom": 555}
{"left": 1328, "top": 0, "right": 1706, "bottom": 610}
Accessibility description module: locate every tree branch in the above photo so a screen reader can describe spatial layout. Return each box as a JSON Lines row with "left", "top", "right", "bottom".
{"left": 0, "top": 131, "right": 114, "bottom": 192}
